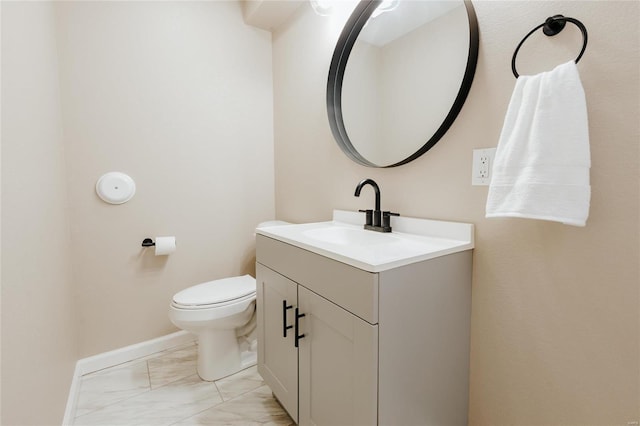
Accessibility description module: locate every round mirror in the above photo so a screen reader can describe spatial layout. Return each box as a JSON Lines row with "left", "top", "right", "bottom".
{"left": 327, "top": 0, "right": 479, "bottom": 167}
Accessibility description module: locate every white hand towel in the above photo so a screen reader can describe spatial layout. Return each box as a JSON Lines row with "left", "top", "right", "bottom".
{"left": 485, "top": 61, "right": 591, "bottom": 226}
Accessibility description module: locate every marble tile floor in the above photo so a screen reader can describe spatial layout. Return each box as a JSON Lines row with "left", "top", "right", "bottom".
{"left": 73, "top": 342, "right": 294, "bottom": 426}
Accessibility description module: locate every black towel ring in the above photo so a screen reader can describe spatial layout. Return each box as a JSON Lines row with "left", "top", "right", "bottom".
{"left": 511, "top": 15, "right": 588, "bottom": 78}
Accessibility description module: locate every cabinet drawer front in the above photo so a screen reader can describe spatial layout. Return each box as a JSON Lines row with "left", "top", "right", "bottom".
{"left": 257, "top": 235, "right": 378, "bottom": 324}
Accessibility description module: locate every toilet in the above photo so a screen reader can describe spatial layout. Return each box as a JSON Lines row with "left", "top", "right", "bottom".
{"left": 169, "top": 221, "right": 290, "bottom": 381}
{"left": 169, "top": 275, "right": 257, "bottom": 381}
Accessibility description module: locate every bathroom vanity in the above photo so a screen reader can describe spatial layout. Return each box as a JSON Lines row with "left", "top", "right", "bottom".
{"left": 255, "top": 211, "right": 474, "bottom": 425}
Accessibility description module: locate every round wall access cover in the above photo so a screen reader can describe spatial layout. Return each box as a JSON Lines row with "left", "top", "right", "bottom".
{"left": 96, "top": 172, "right": 136, "bottom": 204}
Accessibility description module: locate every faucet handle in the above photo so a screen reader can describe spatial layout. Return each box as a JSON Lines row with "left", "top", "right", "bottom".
{"left": 382, "top": 211, "right": 400, "bottom": 229}
{"left": 358, "top": 209, "right": 373, "bottom": 226}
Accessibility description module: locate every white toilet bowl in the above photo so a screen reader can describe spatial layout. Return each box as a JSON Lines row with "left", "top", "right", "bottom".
{"left": 169, "top": 275, "right": 257, "bottom": 381}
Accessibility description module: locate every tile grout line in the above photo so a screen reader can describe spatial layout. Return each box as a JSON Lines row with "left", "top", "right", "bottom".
{"left": 77, "top": 342, "right": 196, "bottom": 382}
{"left": 146, "top": 358, "right": 152, "bottom": 390}
{"left": 75, "top": 346, "right": 193, "bottom": 421}
{"left": 147, "top": 344, "right": 199, "bottom": 390}
{"left": 213, "top": 380, "right": 224, "bottom": 401}
{"left": 76, "top": 377, "right": 210, "bottom": 423}
{"left": 166, "top": 383, "right": 276, "bottom": 426}
{"left": 216, "top": 381, "right": 266, "bottom": 404}
{"left": 74, "top": 364, "right": 152, "bottom": 421}
{"left": 74, "top": 387, "right": 152, "bottom": 422}
{"left": 74, "top": 345, "right": 287, "bottom": 425}
{"left": 166, "top": 387, "right": 227, "bottom": 426}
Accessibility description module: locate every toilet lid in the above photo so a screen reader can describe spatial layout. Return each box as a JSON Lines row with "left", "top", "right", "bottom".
{"left": 173, "top": 275, "right": 256, "bottom": 307}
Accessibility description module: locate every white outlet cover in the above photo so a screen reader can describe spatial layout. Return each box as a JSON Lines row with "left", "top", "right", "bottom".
{"left": 96, "top": 172, "right": 136, "bottom": 204}
{"left": 472, "top": 148, "right": 496, "bottom": 186}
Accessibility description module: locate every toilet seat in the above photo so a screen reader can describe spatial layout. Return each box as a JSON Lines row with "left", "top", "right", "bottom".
{"left": 172, "top": 275, "right": 256, "bottom": 309}
{"left": 172, "top": 293, "right": 255, "bottom": 310}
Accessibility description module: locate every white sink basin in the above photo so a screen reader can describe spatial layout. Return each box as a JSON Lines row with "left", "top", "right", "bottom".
{"left": 302, "top": 226, "right": 402, "bottom": 246}
{"left": 256, "top": 210, "right": 474, "bottom": 272}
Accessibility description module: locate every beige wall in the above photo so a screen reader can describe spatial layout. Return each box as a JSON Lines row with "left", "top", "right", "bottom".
{"left": 273, "top": 1, "right": 639, "bottom": 424}
{"left": 54, "top": 1, "right": 275, "bottom": 357}
{"left": 2, "top": 1, "right": 275, "bottom": 421}
{"left": 1, "top": 2, "right": 79, "bottom": 424}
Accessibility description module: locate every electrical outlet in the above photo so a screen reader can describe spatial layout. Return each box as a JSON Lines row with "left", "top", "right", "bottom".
{"left": 472, "top": 148, "right": 496, "bottom": 186}
{"left": 479, "top": 154, "right": 490, "bottom": 178}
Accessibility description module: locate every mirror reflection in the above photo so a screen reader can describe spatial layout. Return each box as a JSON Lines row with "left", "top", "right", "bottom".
{"left": 328, "top": 0, "right": 479, "bottom": 167}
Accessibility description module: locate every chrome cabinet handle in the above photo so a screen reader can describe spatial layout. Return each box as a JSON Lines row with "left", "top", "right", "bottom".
{"left": 282, "top": 300, "right": 293, "bottom": 338}
{"left": 295, "top": 308, "right": 306, "bottom": 348}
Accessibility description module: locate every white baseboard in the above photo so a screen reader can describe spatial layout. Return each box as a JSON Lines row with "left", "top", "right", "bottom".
{"left": 62, "top": 330, "right": 195, "bottom": 425}
{"left": 74, "top": 330, "right": 195, "bottom": 376}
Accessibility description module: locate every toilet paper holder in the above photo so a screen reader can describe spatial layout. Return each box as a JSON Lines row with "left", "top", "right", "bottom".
{"left": 141, "top": 236, "right": 176, "bottom": 255}
{"left": 141, "top": 238, "right": 155, "bottom": 247}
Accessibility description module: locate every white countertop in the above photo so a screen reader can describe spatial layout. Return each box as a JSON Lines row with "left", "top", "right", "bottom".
{"left": 256, "top": 210, "right": 474, "bottom": 272}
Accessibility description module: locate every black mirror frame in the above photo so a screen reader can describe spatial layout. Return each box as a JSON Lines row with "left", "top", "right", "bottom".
{"left": 327, "top": 0, "right": 480, "bottom": 168}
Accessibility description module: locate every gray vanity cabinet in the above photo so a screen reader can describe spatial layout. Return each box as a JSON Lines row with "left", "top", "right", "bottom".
{"left": 256, "top": 264, "right": 299, "bottom": 420}
{"left": 256, "top": 262, "right": 377, "bottom": 425}
{"left": 297, "top": 285, "right": 378, "bottom": 425}
{"left": 256, "top": 234, "right": 472, "bottom": 426}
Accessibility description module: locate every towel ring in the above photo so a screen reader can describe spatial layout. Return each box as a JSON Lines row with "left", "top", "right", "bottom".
{"left": 511, "top": 15, "right": 588, "bottom": 78}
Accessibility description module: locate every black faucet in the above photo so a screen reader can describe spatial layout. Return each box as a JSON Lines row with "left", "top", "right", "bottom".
{"left": 354, "top": 178, "right": 399, "bottom": 233}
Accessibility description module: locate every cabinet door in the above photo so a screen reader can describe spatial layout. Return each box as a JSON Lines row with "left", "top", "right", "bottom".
{"left": 298, "top": 286, "right": 378, "bottom": 426}
{"left": 256, "top": 263, "right": 299, "bottom": 422}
